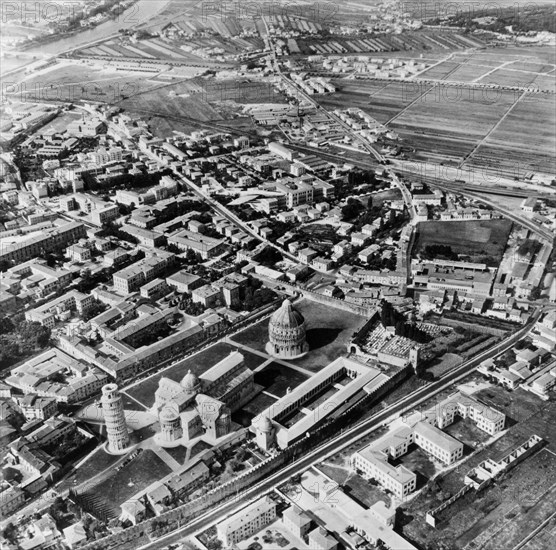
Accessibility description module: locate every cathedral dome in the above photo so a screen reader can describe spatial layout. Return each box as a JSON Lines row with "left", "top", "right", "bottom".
{"left": 181, "top": 370, "right": 200, "bottom": 393}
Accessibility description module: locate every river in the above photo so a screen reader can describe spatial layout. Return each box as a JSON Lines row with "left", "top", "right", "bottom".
{"left": 1, "top": 0, "right": 172, "bottom": 75}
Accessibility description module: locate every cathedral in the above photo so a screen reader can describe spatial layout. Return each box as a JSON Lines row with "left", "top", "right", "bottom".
{"left": 154, "top": 351, "right": 255, "bottom": 446}
{"left": 267, "top": 299, "right": 309, "bottom": 359}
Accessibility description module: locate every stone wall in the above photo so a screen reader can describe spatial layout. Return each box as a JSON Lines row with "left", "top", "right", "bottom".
{"left": 77, "top": 365, "right": 411, "bottom": 549}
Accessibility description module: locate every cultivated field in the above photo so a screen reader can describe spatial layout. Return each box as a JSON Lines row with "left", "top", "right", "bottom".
{"left": 318, "top": 46, "right": 555, "bottom": 172}
{"left": 319, "top": 80, "right": 410, "bottom": 124}
{"left": 412, "top": 219, "right": 513, "bottom": 264}
{"left": 463, "top": 93, "right": 556, "bottom": 177}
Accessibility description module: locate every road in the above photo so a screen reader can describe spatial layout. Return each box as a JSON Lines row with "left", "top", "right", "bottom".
{"left": 274, "top": 142, "right": 554, "bottom": 244}
{"left": 137, "top": 311, "right": 540, "bottom": 550}
{"left": 423, "top": 180, "right": 554, "bottom": 243}
{"left": 277, "top": 72, "right": 416, "bottom": 219}
{"left": 260, "top": 16, "right": 416, "bottom": 221}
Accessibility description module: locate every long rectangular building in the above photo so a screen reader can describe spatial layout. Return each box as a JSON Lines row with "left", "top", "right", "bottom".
{"left": 253, "top": 357, "right": 384, "bottom": 449}
{"left": 217, "top": 496, "right": 277, "bottom": 546}
{"left": 0, "top": 222, "right": 86, "bottom": 265}
{"left": 168, "top": 229, "right": 226, "bottom": 259}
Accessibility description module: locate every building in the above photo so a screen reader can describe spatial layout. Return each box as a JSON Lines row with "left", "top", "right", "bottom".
{"left": 191, "top": 284, "right": 222, "bottom": 308}
{"left": 63, "top": 521, "right": 87, "bottom": 549}
{"left": 166, "top": 271, "right": 204, "bottom": 293}
{"left": 153, "top": 362, "right": 247, "bottom": 444}
{"left": 158, "top": 406, "right": 183, "bottom": 445}
{"left": 413, "top": 421, "right": 464, "bottom": 465}
{"left": 18, "top": 394, "right": 57, "bottom": 421}
{"left": 5, "top": 259, "right": 74, "bottom": 298}
{"left": 293, "top": 469, "right": 417, "bottom": 550}
{"left": 113, "top": 252, "right": 174, "bottom": 294}
{"left": 165, "top": 461, "right": 210, "bottom": 500}
{"left": 435, "top": 391, "right": 505, "bottom": 435}
{"left": 119, "top": 500, "right": 146, "bottom": 526}
{"left": 91, "top": 204, "right": 119, "bottom": 226}
{"left": 253, "top": 357, "right": 386, "bottom": 449}
{"left": 353, "top": 415, "right": 464, "bottom": 499}
{"left": 168, "top": 229, "right": 226, "bottom": 259}
{"left": 25, "top": 290, "right": 94, "bottom": 328}
{"left": 308, "top": 527, "right": 338, "bottom": 550}
{"left": 352, "top": 427, "right": 417, "bottom": 499}
{"left": 5, "top": 348, "right": 108, "bottom": 404}
{"left": 217, "top": 496, "right": 277, "bottom": 546}
{"left": 0, "top": 487, "right": 25, "bottom": 518}
{"left": 0, "top": 221, "right": 86, "bottom": 266}
{"left": 199, "top": 351, "right": 256, "bottom": 411}
{"left": 101, "top": 383, "right": 130, "bottom": 453}
{"left": 282, "top": 505, "right": 312, "bottom": 538}
{"left": 267, "top": 299, "right": 309, "bottom": 359}
{"left": 140, "top": 278, "right": 169, "bottom": 300}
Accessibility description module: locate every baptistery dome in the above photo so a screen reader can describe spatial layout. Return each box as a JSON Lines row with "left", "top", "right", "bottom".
{"left": 267, "top": 299, "right": 309, "bottom": 359}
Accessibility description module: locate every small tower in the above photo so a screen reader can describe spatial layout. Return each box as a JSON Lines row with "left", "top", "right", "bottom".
{"left": 410, "top": 347, "right": 420, "bottom": 372}
{"left": 158, "top": 405, "right": 183, "bottom": 447}
{"left": 255, "top": 415, "right": 276, "bottom": 451}
{"left": 101, "top": 383, "right": 129, "bottom": 454}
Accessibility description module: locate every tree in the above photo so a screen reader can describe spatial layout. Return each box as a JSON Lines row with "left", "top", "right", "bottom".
{"left": 2, "top": 523, "right": 17, "bottom": 544}
{"left": 341, "top": 199, "right": 363, "bottom": 221}
{"left": 0, "top": 316, "right": 14, "bottom": 334}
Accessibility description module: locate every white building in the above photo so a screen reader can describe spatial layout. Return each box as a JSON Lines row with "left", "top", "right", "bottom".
{"left": 217, "top": 496, "right": 277, "bottom": 546}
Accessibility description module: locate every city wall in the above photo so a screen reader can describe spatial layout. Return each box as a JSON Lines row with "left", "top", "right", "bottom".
{"left": 76, "top": 366, "right": 411, "bottom": 549}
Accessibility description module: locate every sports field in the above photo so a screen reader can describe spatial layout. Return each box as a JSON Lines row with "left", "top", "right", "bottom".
{"left": 412, "top": 219, "right": 513, "bottom": 264}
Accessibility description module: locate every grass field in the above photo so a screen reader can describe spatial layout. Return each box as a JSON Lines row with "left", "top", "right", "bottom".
{"left": 231, "top": 299, "right": 366, "bottom": 373}
{"left": 165, "top": 445, "right": 188, "bottom": 466}
{"left": 317, "top": 463, "right": 393, "bottom": 509}
{"left": 234, "top": 392, "right": 278, "bottom": 426}
{"left": 62, "top": 448, "right": 121, "bottom": 489}
{"left": 412, "top": 219, "right": 512, "bottom": 264}
{"left": 83, "top": 449, "right": 172, "bottom": 517}
{"left": 254, "top": 363, "right": 310, "bottom": 398}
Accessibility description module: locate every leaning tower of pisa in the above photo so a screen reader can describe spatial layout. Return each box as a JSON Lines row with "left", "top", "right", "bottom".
{"left": 101, "top": 383, "right": 130, "bottom": 454}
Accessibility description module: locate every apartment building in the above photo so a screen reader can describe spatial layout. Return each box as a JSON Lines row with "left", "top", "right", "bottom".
{"left": 25, "top": 290, "right": 94, "bottom": 328}
{"left": 0, "top": 222, "right": 86, "bottom": 265}
{"left": 5, "top": 259, "right": 74, "bottom": 298}
{"left": 413, "top": 421, "right": 464, "bottom": 465}
{"left": 113, "top": 252, "right": 174, "bottom": 295}
{"left": 18, "top": 395, "right": 58, "bottom": 421}
{"left": 217, "top": 497, "right": 277, "bottom": 546}
{"left": 166, "top": 271, "right": 205, "bottom": 293}
{"left": 91, "top": 204, "right": 119, "bottom": 226}
{"left": 352, "top": 427, "right": 417, "bottom": 499}
{"left": 168, "top": 229, "right": 226, "bottom": 260}
{"left": 435, "top": 392, "right": 506, "bottom": 435}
